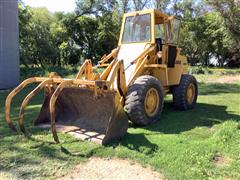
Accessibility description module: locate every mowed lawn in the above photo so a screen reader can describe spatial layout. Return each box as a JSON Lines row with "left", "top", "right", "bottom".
{"left": 0, "top": 69, "right": 240, "bottom": 180}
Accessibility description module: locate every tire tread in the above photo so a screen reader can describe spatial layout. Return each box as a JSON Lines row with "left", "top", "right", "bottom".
{"left": 125, "top": 75, "right": 164, "bottom": 126}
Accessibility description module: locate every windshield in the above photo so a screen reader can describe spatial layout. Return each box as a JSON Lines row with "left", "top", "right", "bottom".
{"left": 122, "top": 14, "right": 151, "bottom": 43}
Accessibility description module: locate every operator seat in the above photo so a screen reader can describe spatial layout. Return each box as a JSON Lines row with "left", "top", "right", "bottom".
{"left": 156, "top": 38, "right": 162, "bottom": 51}
{"left": 156, "top": 38, "right": 163, "bottom": 64}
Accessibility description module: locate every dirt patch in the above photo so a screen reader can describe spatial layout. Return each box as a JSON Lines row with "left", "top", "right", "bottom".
{"left": 0, "top": 171, "right": 14, "bottom": 180}
{"left": 207, "top": 75, "right": 240, "bottom": 84}
{"left": 212, "top": 155, "right": 230, "bottom": 167}
{"left": 58, "top": 157, "right": 164, "bottom": 180}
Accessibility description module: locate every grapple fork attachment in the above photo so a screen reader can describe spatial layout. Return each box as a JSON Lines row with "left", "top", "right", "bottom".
{"left": 49, "top": 80, "right": 73, "bottom": 143}
{"left": 18, "top": 79, "right": 53, "bottom": 135}
{"left": 5, "top": 58, "right": 129, "bottom": 144}
{"left": 5, "top": 77, "right": 46, "bottom": 131}
{"left": 35, "top": 83, "right": 129, "bottom": 144}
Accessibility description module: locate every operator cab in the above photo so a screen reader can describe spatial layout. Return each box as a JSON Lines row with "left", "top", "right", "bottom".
{"left": 155, "top": 12, "right": 181, "bottom": 67}
{"left": 118, "top": 10, "right": 181, "bottom": 69}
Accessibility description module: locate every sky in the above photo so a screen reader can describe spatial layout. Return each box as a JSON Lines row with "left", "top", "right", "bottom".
{"left": 22, "top": 0, "right": 76, "bottom": 12}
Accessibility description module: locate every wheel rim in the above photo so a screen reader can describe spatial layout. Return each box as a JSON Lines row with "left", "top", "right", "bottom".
{"left": 186, "top": 83, "right": 195, "bottom": 104}
{"left": 144, "top": 88, "right": 160, "bottom": 117}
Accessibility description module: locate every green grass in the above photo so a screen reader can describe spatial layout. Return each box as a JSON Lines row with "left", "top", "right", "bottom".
{"left": 0, "top": 69, "right": 240, "bottom": 179}
{"left": 190, "top": 66, "right": 240, "bottom": 76}
{"left": 19, "top": 65, "right": 80, "bottom": 80}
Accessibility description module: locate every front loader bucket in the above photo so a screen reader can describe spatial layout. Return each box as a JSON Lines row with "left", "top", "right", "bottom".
{"left": 35, "top": 88, "right": 129, "bottom": 145}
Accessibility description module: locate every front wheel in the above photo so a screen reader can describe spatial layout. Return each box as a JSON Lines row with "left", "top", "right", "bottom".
{"left": 172, "top": 74, "right": 198, "bottom": 110}
{"left": 124, "top": 75, "right": 164, "bottom": 126}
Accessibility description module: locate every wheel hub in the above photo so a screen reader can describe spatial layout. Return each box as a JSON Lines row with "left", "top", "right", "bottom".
{"left": 144, "top": 88, "right": 159, "bottom": 117}
{"left": 187, "top": 83, "right": 195, "bottom": 104}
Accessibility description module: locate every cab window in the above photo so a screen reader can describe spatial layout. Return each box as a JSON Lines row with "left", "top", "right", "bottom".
{"left": 167, "top": 18, "right": 181, "bottom": 45}
{"left": 155, "top": 24, "right": 165, "bottom": 43}
{"left": 122, "top": 14, "right": 151, "bottom": 43}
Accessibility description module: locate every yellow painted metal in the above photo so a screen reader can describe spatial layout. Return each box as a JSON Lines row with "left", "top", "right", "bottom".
{"left": 126, "top": 44, "right": 157, "bottom": 86}
{"left": 100, "top": 59, "right": 117, "bottom": 80}
{"left": 118, "top": 9, "right": 156, "bottom": 45}
{"left": 97, "top": 64, "right": 110, "bottom": 67}
{"left": 118, "top": 61, "right": 127, "bottom": 96}
{"left": 98, "top": 48, "right": 119, "bottom": 64}
{"left": 105, "top": 60, "right": 127, "bottom": 95}
{"left": 76, "top": 60, "right": 91, "bottom": 79}
{"left": 130, "top": 44, "right": 153, "bottom": 64}
{"left": 151, "top": 10, "right": 156, "bottom": 45}
{"left": 49, "top": 80, "right": 73, "bottom": 143}
{"left": 187, "top": 83, "right": 196, "bottom": 104}
{"left": 144, "top": 64, "right": 167, "bottom": 68}
{"left": 18, "top": 79, "right": 53, "bottom": 134}
{"left": 167, "top": 50, "right": 188, "bottom": 85}
{"left": 5, "top": 78, "right": 37, "bottom": 131}
{"left": 128, "top": 55, "right": 149, "bottom": 86}
{"left": 144, "top": 88, "right": 160, "bottom": 117}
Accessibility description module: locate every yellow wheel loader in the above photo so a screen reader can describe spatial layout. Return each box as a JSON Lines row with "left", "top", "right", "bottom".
{"left": 5, "top": 9, "right": 198, "bottom": 145}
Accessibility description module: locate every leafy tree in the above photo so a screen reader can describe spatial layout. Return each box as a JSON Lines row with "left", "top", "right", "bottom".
{"left": 64, "top": 15, "right": 99, "bottom": 63}
{"left": 18, "top": 3, "right": 34, "bottom": 67}
{"left": 132, "top": 0, "right": 149, "bottom": 10}
{"left": 119, "top": 0, "right": 131, "bottom": 13}
{"left": 31, "top": 8, "right": 60, "bottom": 67}
{"left": 50, "top": 12, "right": 72, "bottom": 66}
{"left": 206, "top": 0, "right": 240, "bottom": 67}
{"left": 206, "top": 0, "right": 240, "bottom": 44}
{"left": 97, "top": 11, "right": 121, "bottom": 56}
{"left": 18, "top": 0, "right": 240, "bottom": 68}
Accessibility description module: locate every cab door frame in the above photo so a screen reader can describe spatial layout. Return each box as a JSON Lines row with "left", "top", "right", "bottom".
{"left": 164, "top": 17, "right": 181, "bottom": 68}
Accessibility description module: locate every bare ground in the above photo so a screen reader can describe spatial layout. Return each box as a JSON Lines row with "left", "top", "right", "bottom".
{"left": 58, "top": 157, "right": 164, "bottom": 180}
{"left": 0, "top": 172, "right": 12, "bottom": 180}
{"left": 212, "top": 155, "right": 231, "bottom": 167}
{"left": 207, "top": 75, "right": 240, "bottom": 84}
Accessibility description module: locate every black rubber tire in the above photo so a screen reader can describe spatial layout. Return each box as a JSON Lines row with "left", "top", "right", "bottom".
{"left": 172, "top": 74, "right": 198, "bottom": 110}
{"left": 124, "top": 75, "right": 164, "bottom": 126}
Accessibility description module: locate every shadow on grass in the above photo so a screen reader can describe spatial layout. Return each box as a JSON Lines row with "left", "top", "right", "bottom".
{"left": 0, "top": 104, "right": 45, "bottom": 139}
{"left": 111, "top": 132, "right": 159, "bottom": 156}
{"left": 0, "top": 140, "right": 72, "bottom": 179}
{"left": 116, "top": 101, "right": 240, "bottom": 153}
{"left": 141, "top": 102, "right": 240, "bottom": 134}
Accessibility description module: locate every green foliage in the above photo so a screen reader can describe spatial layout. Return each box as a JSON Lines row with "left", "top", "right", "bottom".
{"left": 180, "top": 11, "right": 232, "bottom": 67}
{"left": 19, "top": 65, "right": 79, "bottom": 80}
{"left": 19, "top": 5, "right": 61, "bottom": 67}
{"left": 64, "top": 15, "right": 99, "bottom": 63}
{"left": 18, "top": 0, "right": 240, "bottom": 68}
{"left": 190, "top": 67, "right": 240, "bottom": 76}
{"left": 189, "top": 66, "right": 213, "bottom": 75}
{"left": 97, "top": 10, "right": 121, "bottom": 57}
{"left": 18, "top": 4, "right": 34, "bottom": 67}
{"left": 206, "top": 0, "right": 240, "bottom": 44}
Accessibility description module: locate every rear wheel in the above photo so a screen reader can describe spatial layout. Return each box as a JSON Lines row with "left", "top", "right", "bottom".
{"left": 172, "top": 74, "right": 198, "bottom": 110}
{"left": 124, "top": 75, "right": 164, "bottom": 126}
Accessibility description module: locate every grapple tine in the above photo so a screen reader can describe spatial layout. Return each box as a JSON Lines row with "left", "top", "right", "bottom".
{"left": 18, "top": 79, "right": 53, "bottom": 135}
{"left": 5, "top": 78, "right": 37, "bottom": 131}
{"left": 49, "top": 80, "right": 73, "bottom": 143}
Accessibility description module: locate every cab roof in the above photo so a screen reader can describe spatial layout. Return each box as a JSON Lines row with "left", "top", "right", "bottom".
{"left": 123, "top": 9, "right": 168, "bottom": 19}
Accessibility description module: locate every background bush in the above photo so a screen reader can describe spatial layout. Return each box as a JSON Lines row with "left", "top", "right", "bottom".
{"left": 19, "top": 0, "right": 240, "bottom": 69}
